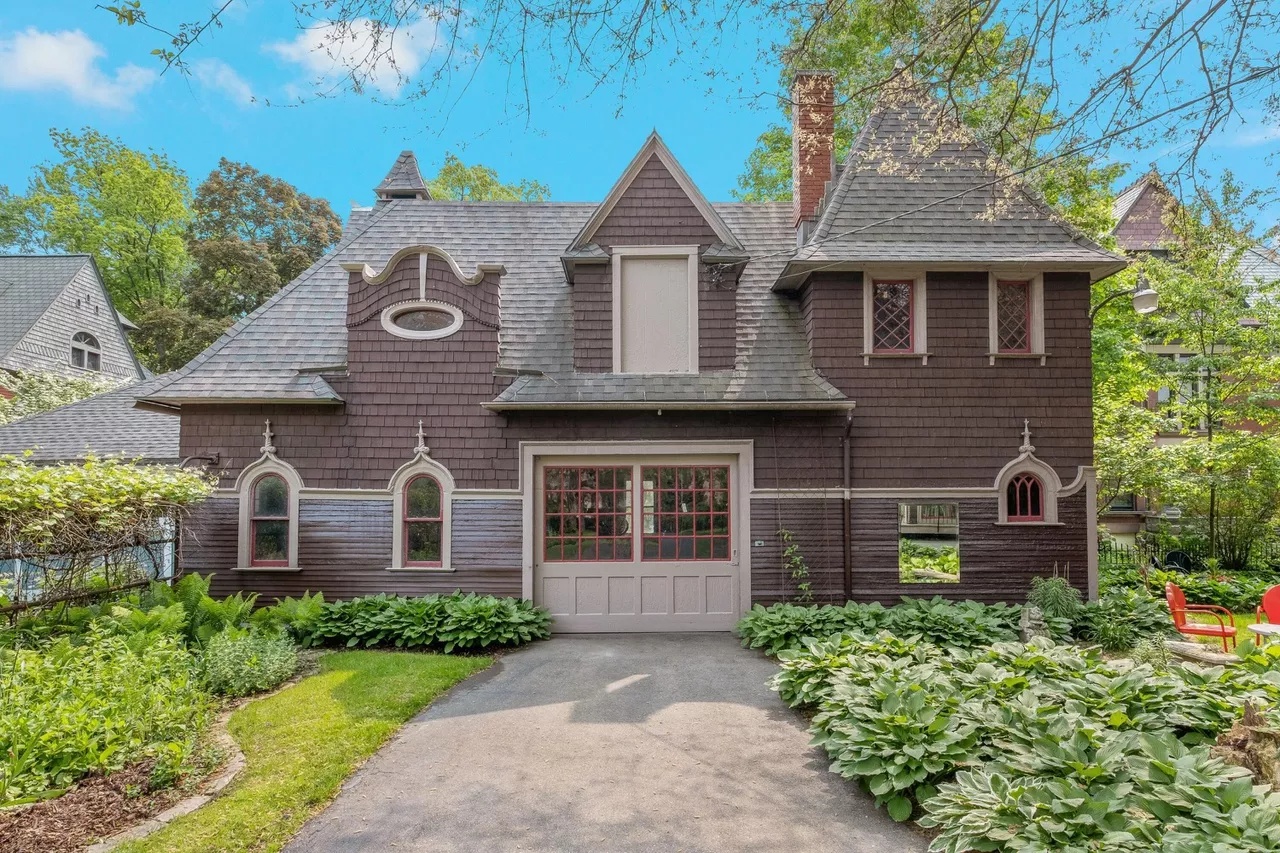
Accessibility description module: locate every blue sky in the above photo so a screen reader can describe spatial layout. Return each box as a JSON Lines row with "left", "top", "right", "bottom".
{"left": 0, "top": 3, "right": 1277, "bottom": 229}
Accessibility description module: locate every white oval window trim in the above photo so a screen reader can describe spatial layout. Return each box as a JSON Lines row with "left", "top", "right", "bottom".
{"left": 380, "top": 300, "right": 464, "bottom": 340}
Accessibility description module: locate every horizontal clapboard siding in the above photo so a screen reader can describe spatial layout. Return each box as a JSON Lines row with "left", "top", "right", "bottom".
{"left": 190, "top": 497, "right": 522, "bottom": 601}
{"left": 749, "top": 498, "right": 846, "bottom": 605}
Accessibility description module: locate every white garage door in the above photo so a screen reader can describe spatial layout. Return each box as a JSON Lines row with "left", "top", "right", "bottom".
{"left": 534, "top": 458, "right": 741, "bottom": 632}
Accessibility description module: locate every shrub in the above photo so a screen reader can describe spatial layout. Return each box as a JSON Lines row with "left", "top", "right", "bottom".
{"left": 1072, "top": 590, "right": 1175, "bottom": 650}
{"left": 298, "top": 592, "right": 551, "bottom": 652}
{"left": 0, "top": 627, "right": 209, "bottom": 805}
{"left": 199, "top": 628, "right": 298, "bottom": 698}
{"left": 1026, "top": 575, "right": 1082, "bottom": 619}
{"left": 736, "top": 597, "right": 1019, "bottom": 654}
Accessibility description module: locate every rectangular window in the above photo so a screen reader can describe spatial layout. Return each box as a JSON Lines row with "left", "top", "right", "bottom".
{"left": 614, "top": 252, "right": 697, "bottom": 373}
{"left": 640, "top": 466, "right": 731, "bottom": 561}
{"left": 996, "top": 280, "right": 1031, "bottom": 353}
{"left": 543, "top": 466, "right": 633, "bottom": 561}
{"left": 898, "top": 502, "right": 960, "bottom": 584}
{"left": 872, "top": 280, "right": 914, "bottom": 352}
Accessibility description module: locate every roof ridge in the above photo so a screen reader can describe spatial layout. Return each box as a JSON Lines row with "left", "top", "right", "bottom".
{"left": 139, "top": 200, "right": 399, "bottom": 401}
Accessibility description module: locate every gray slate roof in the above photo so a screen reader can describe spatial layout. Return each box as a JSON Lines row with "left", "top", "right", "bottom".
{"left": 787, "top": 90, "right": 1125, "bottom": 279}
{"left": 375, "top": 151, "right": 430, "bottom": 196}
{"left": 0, "top": 255, "right": 94, "bottom": 359}
{"left": 139, "top": 199, "right": 846, "bottom": 407}
{"left": 0, "top": 377, "right": 180, "bottom": 462}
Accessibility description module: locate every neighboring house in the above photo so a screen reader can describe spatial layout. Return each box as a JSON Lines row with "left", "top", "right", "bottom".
{"left": 1101, "top": 173, "right": 1280, "bottom": 540}
{"left": 0, "top": 254, "right": 145, "bottom": 395}
{"left": 140, "top": 73, "right": 1125, "bottom": 631}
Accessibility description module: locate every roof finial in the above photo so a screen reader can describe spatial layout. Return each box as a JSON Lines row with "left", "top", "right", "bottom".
{"left": 1019, "top": 419, "right": 1035, "bottom": 454}
{"left": 262, "top": 419, "right": 276, "bottom": 455}
{"left": 414, "top": 420, "right": 430, "bottom": 456}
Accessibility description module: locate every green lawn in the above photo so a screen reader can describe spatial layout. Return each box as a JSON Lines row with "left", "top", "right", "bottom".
{"left": 1183, "top": 611, "right": 1272, "bottom": 648}
{"left": 118, "top": 651, "right": 491, "bottom": 853}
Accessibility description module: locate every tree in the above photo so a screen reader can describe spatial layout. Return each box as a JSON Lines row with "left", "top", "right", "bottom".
{"left": 1140, "top": 175, "right": 1280, "bottom": 560}
{"left": 426, "top": 154, "right": 551, "bottom": 201}
{"left": 103, "top": 1, "right": 1280, "bottom": 188}
{"left": 733, "top": 0, "right": 1121, "bottom": 239}
{"left": 0, "top": 128, "right": 191, "bottom": 313}
{"left": 0, "top": 372, "right": 120, "bottom": 426}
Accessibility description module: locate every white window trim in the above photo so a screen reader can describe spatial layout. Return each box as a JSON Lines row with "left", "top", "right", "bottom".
{"left": 611, "top": 245, "right": 700, "bottom": 374}
{"left": 70, "top": 331, "right": 102, "bottom": 373}
{"left": 235, "top": 455, "right": 303, "bottom": 570}
{"left": 988, "top": 272, "right": 1046, "bottom": 365}
{"left": 380, "top": 300, "right": 465, "bottom": 341}
{"left": 389, "top": 452, "right": 455, "bottom": 571}
{"left": 862, "top": 270, "right": 928, "bottom": 365}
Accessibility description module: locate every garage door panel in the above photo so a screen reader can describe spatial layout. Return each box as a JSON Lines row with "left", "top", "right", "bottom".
{"left": 640, "top": 576, "right": 667, "bottom": 614}
{"left": 541, "top": 576, "right": 572, "bottom": 615}
{"left": 608, "top": 577, "right": 635, "bottom": 615}
{"left": 706, "top": 575, "right": 735, "bottom": 614}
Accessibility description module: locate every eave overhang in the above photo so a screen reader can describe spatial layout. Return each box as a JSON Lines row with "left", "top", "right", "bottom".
{"left": 484, "top": 400, "right": 856, "bottom": 412}
{"left": 772, "top": 258, "right": 1130, "bottom": 292}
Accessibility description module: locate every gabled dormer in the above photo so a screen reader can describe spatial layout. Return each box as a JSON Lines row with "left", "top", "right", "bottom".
{"left": 564, "top": 133, "right": 746, "bottom": 375}
{"left": 375, "top": 150, "right": 432, "bottom": 202}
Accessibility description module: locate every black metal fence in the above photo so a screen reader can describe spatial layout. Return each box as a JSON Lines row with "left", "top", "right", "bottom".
{"left": 1100, "top": 538, "right": 1280, "bottom": 572}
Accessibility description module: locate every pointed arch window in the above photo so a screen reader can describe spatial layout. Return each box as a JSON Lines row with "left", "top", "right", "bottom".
{"left": 251, "top": 474, "right": 290, "bottom": 566}
{"left": 404, "top": 475, "right": 444, "bottom": 567}
{"left": 1006, "top": 474, "right": 1045, "bottom": 522}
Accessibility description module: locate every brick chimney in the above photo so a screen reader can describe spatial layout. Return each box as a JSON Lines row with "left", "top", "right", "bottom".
{"left": 791, "top": 70, "right": 836, "bottom": 231}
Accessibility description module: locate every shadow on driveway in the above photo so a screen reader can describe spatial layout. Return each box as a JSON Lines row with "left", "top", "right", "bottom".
{"left": 286, "top": 633, "right": 929, "bottom": 853}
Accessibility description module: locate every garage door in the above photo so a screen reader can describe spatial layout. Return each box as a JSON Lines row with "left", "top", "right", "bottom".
{"left": 534, "top": 458, "right": 741, "bottom": 632}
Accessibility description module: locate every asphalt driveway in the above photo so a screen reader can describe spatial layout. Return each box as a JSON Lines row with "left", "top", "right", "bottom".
{"left": 285, "top": 633, "right": 928, "bottom": 853}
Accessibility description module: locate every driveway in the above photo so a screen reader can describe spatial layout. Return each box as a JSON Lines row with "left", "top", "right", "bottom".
{"left": 285, "top": 634, "right": 929, "bottom": 853}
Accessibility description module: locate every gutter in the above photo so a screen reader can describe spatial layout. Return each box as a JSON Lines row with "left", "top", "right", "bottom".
{"left": 482, "top": 400, "right": 857, "bottom": 413}
{"left": 842, "top": 409, "right": 854, "bottom": 600}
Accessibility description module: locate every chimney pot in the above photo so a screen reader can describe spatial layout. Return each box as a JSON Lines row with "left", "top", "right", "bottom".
{"left": 791, "top": 70, "right": 836, "bottom": 230}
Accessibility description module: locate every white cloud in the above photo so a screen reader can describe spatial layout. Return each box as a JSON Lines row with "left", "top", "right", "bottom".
{"left": 1226, "top": 124, "right": 1280, "bottom": 147}
{"left": 0, "top": 28, "right": 155, "bottom": 108}
{"left": 266, "top": 18, "right": 440, "bottom": 97}
{"left": 193, "top": 58, "right": 256, "bottom": 106}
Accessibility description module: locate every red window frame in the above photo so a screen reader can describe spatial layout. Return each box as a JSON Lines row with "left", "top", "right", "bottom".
{"left": 542, "top": 466, "right": 634, "bottom": 562}
{"left": 250, "top": 474, "right": 289, "bottom": 567}
{"left": 404, "top": 474, "right": 444, "bottom": 567}
{"left": 996, "top": 280, "right": 1032, "bottom": 353}
{"left": 640, "top": 465, "right": 731, "bottom": 562}
{"left": 1007, "top": 474, "right": 1044, "bottom": 522}
{"left": 872, "top": 280, "right": 915, "bottom": 353}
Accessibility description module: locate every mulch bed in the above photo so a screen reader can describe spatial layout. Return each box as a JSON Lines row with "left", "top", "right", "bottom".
{"left": 0, "top": 761, "right": 184, "bottom": 853}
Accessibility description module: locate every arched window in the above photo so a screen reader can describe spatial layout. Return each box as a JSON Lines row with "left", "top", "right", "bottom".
{"left": 404, "top": 475, "right": 443, "bottom": 566}
{"left": 70, "top": 332, "right": 101, "bottom": 371}
{"left": 251, "top": 474, "right": 290, "bottom": 566}
{"left": 1006, "top": 474, "right": 1044, "bottom": 522}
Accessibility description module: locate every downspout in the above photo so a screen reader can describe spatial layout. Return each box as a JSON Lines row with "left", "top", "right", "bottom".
{"left": 842, "top": 409, "right": 853, "bottom": 601}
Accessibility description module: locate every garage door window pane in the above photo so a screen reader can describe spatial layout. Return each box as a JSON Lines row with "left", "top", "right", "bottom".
{"left": 641, "top": 466, "right": 730, "bottom": 562}
{"left": 543, "top": 466, "right": 633, "bottom": 561}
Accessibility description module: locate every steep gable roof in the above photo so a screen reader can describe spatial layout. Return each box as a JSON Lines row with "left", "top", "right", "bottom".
{"left": 375, "top": 150, "right": 431, "bottom": 199}
{"left": 776, "top": 83, "right": 1125, "bottom": 289}
{"left": 566, "top": 132, "right": 743, "bottom": 254}
{"left": 1110, "top": 172, "right": 1176, "bottom": 251}
{"left": 0, "top": 255, "right": 93, "bottom": 359}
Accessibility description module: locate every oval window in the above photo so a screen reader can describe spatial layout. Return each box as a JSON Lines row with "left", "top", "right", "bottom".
{"left": 395, "top": 308, "right": 455, "bottom": 332}
{"left": 380, "top": 301, "right": 463, "bottom": 340}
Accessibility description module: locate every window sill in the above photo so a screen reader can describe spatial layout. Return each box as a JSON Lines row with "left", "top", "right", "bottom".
{"left": 232, "top": 566, "right": 302, "bottom": 572}
{"left": 384, "top": 566, "right": 455, "bottom": 573}
{"left": 993, "top": 521, "right": 1066, "bottom": 527}
{"left": 988, "top": 352, "right": 1048, "bottom": 366}
{"left": 863, "top": 352, "right": 931, "bottom": 366}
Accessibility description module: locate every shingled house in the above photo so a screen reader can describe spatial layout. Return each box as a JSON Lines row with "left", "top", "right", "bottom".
{"left": 141, "top": 74, "right": 1126, "bottom": 631}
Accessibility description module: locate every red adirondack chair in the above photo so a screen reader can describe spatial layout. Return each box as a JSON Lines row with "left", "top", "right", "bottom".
{"left": 1165, "top": 582, "right": 1237, "bottom": 652}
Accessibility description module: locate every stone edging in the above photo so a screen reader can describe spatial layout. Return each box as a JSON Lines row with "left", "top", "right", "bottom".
{"left": 86, "top": 707, "right": 246, "bottom": 853}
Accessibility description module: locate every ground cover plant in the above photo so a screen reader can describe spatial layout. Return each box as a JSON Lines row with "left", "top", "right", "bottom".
{"left": 761, "top": 626, "right": 1280, "bottom": 851}
{"left": 0, "top": 627, "right": 210, "bottom": 805}
{"left": 114, "top": 651, "right": 491, "bottom": 853}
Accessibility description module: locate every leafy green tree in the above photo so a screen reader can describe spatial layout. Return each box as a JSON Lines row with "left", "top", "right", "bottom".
{"left": 734, "top": 0, "right": 1119, "bottom": 238}
{"left": 1, "top": 128, "right": 191, "bottom": 312}
{"left": 1140, "top": 175, "right": 1280, "bottom": 558}
{"left": 0, "top": 372, "right": 120, "bottom": 425}
{"left": 427, "top": 154, "right": 550, "bottom": 201}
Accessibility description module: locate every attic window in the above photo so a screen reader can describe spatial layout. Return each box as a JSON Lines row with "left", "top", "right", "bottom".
{"left": 381, "top": 301, "right": 464, "bottom": 340}
{"left": 70, "top": 332, "right": 101, "bottom": 371}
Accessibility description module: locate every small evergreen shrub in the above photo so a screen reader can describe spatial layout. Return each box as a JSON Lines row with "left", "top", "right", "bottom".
{"left": 199, "top": 628, "right": 298, "bottom": 698}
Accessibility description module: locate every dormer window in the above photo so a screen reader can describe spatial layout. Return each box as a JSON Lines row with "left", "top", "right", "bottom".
{"left": 612, "top": 247, "right": 699, "bottom": 374}
{"left": 70, "top": 332, "right": 101, "bottom": 371}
